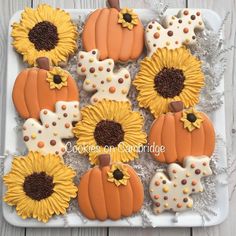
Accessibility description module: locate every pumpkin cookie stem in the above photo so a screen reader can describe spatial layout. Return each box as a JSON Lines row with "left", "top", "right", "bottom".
{"left": 107, "top": 0, "right": 121, "bottom": 11}
{"left": 98, "top": 154, "right": 111, "bottom": 168}
{"left": 36, "top": 57, "right": 50, "bottom": 71}
{"left": 168, "top": 101, "right": 184, "bottom": 113}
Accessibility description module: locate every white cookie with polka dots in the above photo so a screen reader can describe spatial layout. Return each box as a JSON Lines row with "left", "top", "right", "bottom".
{"left": 149, "top": 156, "right": 212, "bottom": 214}
{"left": 77, "top": 50, "right": 131, "bottom": 104}
{"left": 145, "top": 9, "right": 205, "bottom": 57}
{"left": 23, "top": 101, "right": 80, "bottom": 156}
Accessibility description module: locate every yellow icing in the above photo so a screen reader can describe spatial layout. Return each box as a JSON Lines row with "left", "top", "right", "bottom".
{"left": 46, "top": 67, "right": 69, "bottom": 89}
{"left": 3, "top": 151, "right": 77, "bottom": 223}
{"left": 133, "top": 47, "right": 205, "bottom": 118}
{"left": 11, "top": 4, "right": 78, "bottom": 66}
{"left": 73, "top": 100, "right": 147, "bottom": 164}
{"left": 107, "top": 164, "right": 130, "bottom": 186}
{"left": 118, "top": 8, "right": 138, "bottom": 30}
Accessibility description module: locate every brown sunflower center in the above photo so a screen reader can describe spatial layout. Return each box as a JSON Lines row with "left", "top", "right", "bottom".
{"left": 53, "top": 75, "right": 62, "bottom": 84}
{"left": 187, "top": 113, "right": 197, "bottom": 122}
{"left": 113, "top": 169, "right": 124, "bottom": 180}
{"left": 23, "top": 171, "right": 55, "bottom": 201}
{"left": 28, "top": 21, "right": 59, "bottom": 51}
{"left": 154, "top": 67, "right": 185, "bottom": 98}
{"left": 123, "top": 13, "right": 132, "bottom": 23}
{"left": 94, "top": 120, "right": 124, "bottom": 147}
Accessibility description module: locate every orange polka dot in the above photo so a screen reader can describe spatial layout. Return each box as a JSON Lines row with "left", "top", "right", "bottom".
{"left": 37, "top": 141, "right": 44, "bottom": 148}
{"left": 98, "top": 66, "right": 103, "bottom": 71}
{"left": 61, "top": 105, "right": 67, "bottom": 110}
{"left": 43, "top": 110, "right": 48, "bottom": 115}
{"left": 81, "top": 67, "right": 86, "bottom": 73}
{"left": 177, "top": 203, "right": 182, "bottom": 208}
{"left": 125, "top": 74, "right": 129, "bottom": 79}
{"left": 109, "top": 87, "right": 116, "bottom": 93}
{"left": 184, "top": 10, "right": 189, "bottom": 15}
{"left": 183, "top": 28, "right": 189, "bottom": 33}
{"left": 65, "top": 123, "right": 70, "bottom": 128}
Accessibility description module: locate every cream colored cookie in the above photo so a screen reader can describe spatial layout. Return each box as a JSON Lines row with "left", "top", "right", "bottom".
{"left": 77, "top": 50, "right": 131, "bottom": 104}
{"left": 145, "top": 9, "right": 204, "bottom": 56}
{"left": 149, "top": 156, "right": 212, "bottom": 214}
{"left": 23, "top": 101, "right": 80, "bottom": 156}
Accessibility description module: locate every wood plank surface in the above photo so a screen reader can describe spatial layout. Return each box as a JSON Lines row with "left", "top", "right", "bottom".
{"left": 188, "top": 0, "right": 236, "bottom": 236}
{"left": 0, "top": 0, "right": 234, "bottom": 236}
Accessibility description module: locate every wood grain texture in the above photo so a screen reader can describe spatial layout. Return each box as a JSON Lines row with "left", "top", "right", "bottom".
{"left": 0, "top": 0, "right": 30, "bottom": 235}
{"left": 188, "top": 0, "right": 236, "bottom": 236}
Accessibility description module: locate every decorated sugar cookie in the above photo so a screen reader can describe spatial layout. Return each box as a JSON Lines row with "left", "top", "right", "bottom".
{"left": 3, "top": 152, "right": 77, "bottom": 222}
{"left": 133, "top": 47, "right": 204, "bottom": 118}
{"left": 82, "top": 0, "right": 144, "bottom": 62}
{"left": 77, "top": 50, "right": 131, "bottom": 103}
{"left": 12, "top": 57, "right": 79, "bottom": 120}
{"left": 23, "top": 101, "right": 80, "bottom": 156}
{"left": 78, "top": 154, "right": 144, "bottom": 221}
{"left": 73, "top": 100, "right": 146, "bottom": 164}
{"left": 149, "top": 156, "right": 212, "bottom": 214}
{"left": 148, "top": 101, "right": 215, "bottom": 164}
{"left": 145, "top": 9, "right": 204, "bottom": 56}
{"left": 11, "top": 4, "right": 77, "bottom": 66}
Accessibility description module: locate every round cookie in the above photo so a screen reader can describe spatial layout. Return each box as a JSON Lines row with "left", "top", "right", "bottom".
{"left": 3, "top": 151, "right": 77, "bottom": 222}
{"left": 145, "top": 9, "right": 205, "bottom": 57}
{"left": 133, "top": 47, "right": 204, "bottom": 118}
{"left": 77, "top": 154, "right": 144, "bottom": 221}
{"left": 23, "top": 101, "right": 80, "bottom": 156}
{"left": 148, "top": 101, "right": 215, "bottom": 164}
{"left": 11, "top": 4, "right": 77, "bottom": 66}
{"left": 82, "top": 0, "right": 144, "bottom": 62}
{"left": 12, "top": 57, "right": 79, "bottom": 120}
{"left": 77, "top": 49, "right": 131, "bottom": 104}
{"left": 149, "top": 156, "right": 212, "bottom": 214}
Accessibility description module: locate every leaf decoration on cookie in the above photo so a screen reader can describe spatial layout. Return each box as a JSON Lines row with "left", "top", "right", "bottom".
{"left": 77, "top": 50, "right": 131, "bottom": 104}
{"left": 149, "top": 156, "right": 212, "bottom": 214}
{"left": 23, "top": 101, "right": 80, "bottom": 156}
{"left": 145, "top": 9, "right": 205, "bottom": 56}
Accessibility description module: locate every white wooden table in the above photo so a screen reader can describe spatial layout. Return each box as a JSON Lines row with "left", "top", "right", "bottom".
{"left": 0, "top": 0, "right": 235, "bottom": 235}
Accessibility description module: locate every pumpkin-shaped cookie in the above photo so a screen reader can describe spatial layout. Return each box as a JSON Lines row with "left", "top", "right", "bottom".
{"left": 78, "top": 154, "right": 144, "bottom": 221}
{"left": 148, "top": 101, "right": 215, "bottom": 164}
{"left": 82, "top": 0, "right": 144, "bottom": 62}
{"left": 12, "top": 57, "right": 79, "bottom": 120}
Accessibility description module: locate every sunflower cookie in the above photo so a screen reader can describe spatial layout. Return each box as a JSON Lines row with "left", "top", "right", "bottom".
{"left": 73, "top": 100, "right": 146, "bottom": 164}
{"left": 23, "top": 101, "right": 80, "bottom": 156}
{"left": 145, "top": 9, "right": 204, "bottom": 56}
{"left": 82, "top": 0, "right": 144, "bottom": 62}
{"left": 133, "top": 47, "right": 204, "bottom": 118}
{"left": 149, "top": 156, "right": 212, "bottom": 213}
{"left": 77, "top": 50, "right": 131, "bottom": 104}
{"left": 11, "top": 4, "right": 77, "bottom": 66}
{"left": 3, "top": 152, "right": 77, "bottom": 222}
{"left": 148, "top": 101, "right": 215, "bottom": 164}
{"left": 78, "top": 154, "right": 144, "bottom": 221}
{"left": 12, "top": 57, "right": 79, "bottom": 120}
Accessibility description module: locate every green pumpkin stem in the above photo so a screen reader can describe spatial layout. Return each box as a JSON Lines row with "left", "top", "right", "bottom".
{"left": 107, "top": 0, "right": 121, "bottom": 11}
{"left": 98, "top": 154, "right": 111, "bottom": 168}
{"left": 36, "top": 57, "right": 50, "bottom": 71}
{"left": 168, "top": 101, "right": 184, "bottom": 113}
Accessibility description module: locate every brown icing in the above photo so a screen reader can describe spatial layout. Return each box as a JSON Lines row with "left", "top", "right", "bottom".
{"left": 36, "top": 57, "right": 50, "bottom": 71}
{"left": 148, "top": 110, "right": 215, "bottom": 164}
{"left": 12, "top": 61, "right": 79, "bottom": 120}
{"left": 168, "top": 101, "right": 184, "bottom": 113}
{"left": 82, "top": 8, "right": 144, "bottom": 62}
{"left": 77, "top": 160, "right": 144, "bottom": 221}
{"left": 107, "top": 0, "right": 121, "bottom": 10}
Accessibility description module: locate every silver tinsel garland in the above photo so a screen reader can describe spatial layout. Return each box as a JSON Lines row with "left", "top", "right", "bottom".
{"left": 1, "top": 2, "right": 232, "bottom": 227}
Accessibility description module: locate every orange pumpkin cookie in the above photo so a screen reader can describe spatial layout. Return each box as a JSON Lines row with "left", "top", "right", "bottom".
{"left": 78, "top": 154, "right": 144, "bottom": 221}
{"left": 148, "top": 101, "right": 215, "bottom": 164}
{"left": 82, "top": 0, "right": 144, "bottom": 62}
{"left": 12, "top": 57, "right": 79, "bottom": 120}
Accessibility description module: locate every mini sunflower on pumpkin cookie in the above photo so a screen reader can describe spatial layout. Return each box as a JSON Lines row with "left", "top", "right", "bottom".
{"left": 73, "top": 100, "right": 147, "bottom": 164}
{"left": 46, "top": 67, "right": 69, "bottom": 89}
{"left": 11, "top": 4, "right": 77, "bottom": 66}
{"left": 3, "top": 152, "right": 77, "bottom": 223}
{"left": 133, "top": 47, "right": 204, "bottom": 118}
{"left": 118, "top": 8, "right": 138, "bottom": 30}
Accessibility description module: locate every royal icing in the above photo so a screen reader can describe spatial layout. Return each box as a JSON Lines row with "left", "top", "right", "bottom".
{"left": 23, "top": 101, "right": 80, "bottom": 156}
{"left": 145, "top": 9, "right": 205, "bottom": 56}
{"left": 149, "top": 156, "right": 212, "bottom": 213}
{"left": 77, "top": 50, "right": 131, "bottom": 104}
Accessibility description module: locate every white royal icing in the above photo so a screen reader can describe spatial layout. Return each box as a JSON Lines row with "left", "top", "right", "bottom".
{"left": 77, "top": 49, "right": 131, "bottom": 104}
{"left": 145, "top": 9, "right": 205, "bottom": 56}
{"left": 149, "top": 156, "right": 212, "bottom": 214}
{"left": 23, "top": 101, "right": 80, "bottom": 156}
